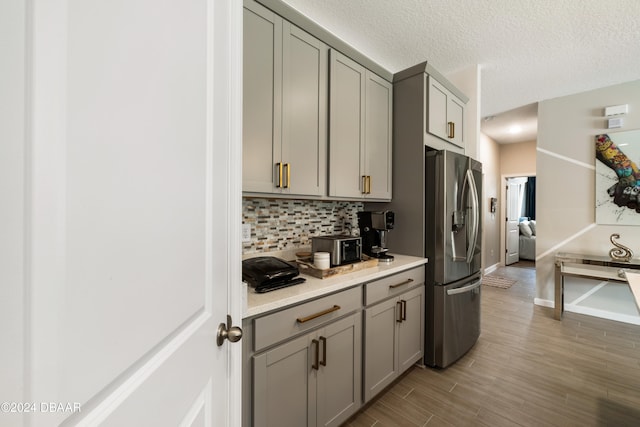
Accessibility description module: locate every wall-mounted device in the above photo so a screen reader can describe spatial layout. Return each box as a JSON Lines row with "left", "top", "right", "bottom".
{"left": 604, "top": 104, "right": 628, "bottom": 129}
{"left": 608, "top": 117, "right": 624, "bottom": 129}
{"left": 604, "top": 104, "right": 628, "bottom": 116}
{"left": 490, "top": 197, "right": 497, "bottom": 213}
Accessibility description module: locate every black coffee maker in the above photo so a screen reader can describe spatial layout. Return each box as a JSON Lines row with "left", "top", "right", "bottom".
{"left": 357, "top": 210, "right": 395, "bottom": 263}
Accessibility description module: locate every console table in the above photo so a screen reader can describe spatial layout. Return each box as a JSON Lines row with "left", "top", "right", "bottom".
{"left": 554, "top": 252, "right": 640, "bottom": 320}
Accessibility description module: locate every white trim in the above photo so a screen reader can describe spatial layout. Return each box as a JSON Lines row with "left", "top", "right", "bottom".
{"left": 500, "top": 173, "right": 536, "bottom": 266}
{"left": 534, "top": 298, "right": 553, "bottom": 308}
{"left": 564, "top": 304, "right": 640, "bottom": 326}
{"left": 484, "top": 262, "right": 500, "bottom": 275}
{"left": 536, "top": 147, "right": 595, "bottom": 170}
{"left": 535, "top": 297, "right": 640, "bottom": 325}
{"left": 226, "top": 0, "right": 244, "bottom": 425}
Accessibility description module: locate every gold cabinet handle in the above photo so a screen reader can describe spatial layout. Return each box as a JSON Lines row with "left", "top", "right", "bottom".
{"left": 319, "top": 336, "right": 327, "bottom": 367}
{"left": 447, "top": 122, "right": 455, "bottom": 139}
{"left": 276, "top": 162, "right": 283, "bottom": 188}
{"left": 389, "top": 278, "right": 414, "bottom": 289}
{"left": 362, "top": 175, "right": 371, "bottom": 194}
{"left": 284, "top": 163, "right": 290, "bottom": 189}
{"left": 312, "top": 339, "right": 319, "bottom": 370}
{"left": 296, "top": 305, "right": 341, "bottom": 323}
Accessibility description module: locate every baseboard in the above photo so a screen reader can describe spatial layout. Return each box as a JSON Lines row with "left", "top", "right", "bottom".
{"left": 565, "top": 304, "right": 640, "bottom": 326}
{"left": 534, "top": 298, "right": 640, "bottom": 325}
{"left": 534, "top": 298, "right": 553, "bottom": 308}
{"left": 484, "top": 263, "right": 500, "bottom": 275}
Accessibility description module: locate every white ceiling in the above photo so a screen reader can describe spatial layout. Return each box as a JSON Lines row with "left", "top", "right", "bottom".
{"left": 280, "top": 0, "right": 640, "bottom": 143}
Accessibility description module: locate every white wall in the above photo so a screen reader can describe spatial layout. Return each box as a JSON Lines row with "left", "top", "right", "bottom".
{"left": 448, "top": 65, "right": 481, "bottom": 160}
{"left": 537, "top": 79, "right": 640, "bottom": 304}
{"left": 479, "top": 133, "right": 501, "bottom": 271}
{"left": 500, "top": 140, "right": 536, "bottom": 177}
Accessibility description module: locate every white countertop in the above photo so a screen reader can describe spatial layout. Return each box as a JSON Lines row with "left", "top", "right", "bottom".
{"left": 243, "top": 254, "right": 428, "bottom": 319}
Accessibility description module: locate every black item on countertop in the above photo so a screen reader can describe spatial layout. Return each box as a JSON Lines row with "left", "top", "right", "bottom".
{"left": 242, "top": 256, "right": 306, "bottom": 293}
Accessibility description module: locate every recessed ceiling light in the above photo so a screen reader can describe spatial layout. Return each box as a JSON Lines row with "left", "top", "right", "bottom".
{"left": 508, "top": 125, "right": 522, "bottom": 134}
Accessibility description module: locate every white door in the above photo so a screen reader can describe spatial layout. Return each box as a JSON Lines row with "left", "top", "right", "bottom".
{"left": 1, "top": 1, "right": 243, "bottom": 426}
{"left": 505, "top": 178, "right": 526, "bottom": 265}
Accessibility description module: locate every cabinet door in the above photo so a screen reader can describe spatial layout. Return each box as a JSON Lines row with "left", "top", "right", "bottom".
{"left": 329, "top": 50, "right": 365, "bottom": 198}
{"left": 243, "top": 1, "right": 282, "bottom": 192}
{"left": 363, "top": 298, "right": 398, "bottom": 402}
{"left": 316, "top": 313, "right": 362, "bottom": 427}
{"left": 427, "top": 76, "right": 465, "bottom": 148}
{"left": 364, "top": 71, "right": 392, "bottom": 200}
{"left": 282, "top": 23, "right": 328, "bottom": 196}
{"left": 253, "top": 334, "right": 315, "bottom": 427}
{"left": 427, "top": 76, "right": 449, "bottom": 142}
{"left": 397, "top": 286, "right": 424, "bottom": 373}
{"left": 447, "top": 95, "right": 464, "bottom": 147}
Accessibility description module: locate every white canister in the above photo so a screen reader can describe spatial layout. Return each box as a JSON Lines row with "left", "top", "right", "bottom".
{"left": 314, "top": 252, "right": 330, "bottom": 270}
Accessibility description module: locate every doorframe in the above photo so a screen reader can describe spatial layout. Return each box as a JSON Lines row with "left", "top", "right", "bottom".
{"left": 227, "top": 0, "right": 244, "bottom": 423}
{"left": 500, "top": 173, "right": 536, "bottom": 266}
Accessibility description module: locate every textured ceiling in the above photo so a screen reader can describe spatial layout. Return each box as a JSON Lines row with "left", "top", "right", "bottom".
{"left": 281, "top": 0, "right": 640, "bottom": 121}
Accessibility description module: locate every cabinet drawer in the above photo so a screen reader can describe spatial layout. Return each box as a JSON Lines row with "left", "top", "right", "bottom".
{"left": 365, "top": 267, "right": 424, "bottom": 306}
{"left": 253, "top": 286, "right": 362, "bottom": 352}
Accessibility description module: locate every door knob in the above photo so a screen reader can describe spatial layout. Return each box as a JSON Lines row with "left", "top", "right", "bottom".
{"left": 217, "top": 314, "right": 243, "bottom": 346}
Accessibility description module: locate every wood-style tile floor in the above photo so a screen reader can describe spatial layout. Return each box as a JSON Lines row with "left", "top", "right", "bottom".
{"left": 344, "top": 265, "right": 640, "bottom": 426}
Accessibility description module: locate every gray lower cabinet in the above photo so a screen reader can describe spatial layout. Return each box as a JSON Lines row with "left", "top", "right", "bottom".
{"left": 245, "top": 286, "right": 362, "bottom": 427}
{"left": 329, "top": 50, "right": 392, "bottom": 200}
{"left": 243, "top": 0, "right": 327, "bottom": 196}
{"left": 363, "top": 268, "right": 425, "bottom": 402}
{"left": 253, "top": 313, "right": 361, "bottom": 427}
{"left": 244, "top": 265, "right": 425, "bottom": 426}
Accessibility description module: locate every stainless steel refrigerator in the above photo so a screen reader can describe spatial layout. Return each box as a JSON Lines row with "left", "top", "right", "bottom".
{"left": 368, "top": 148, "right": 483, "bottom": 368}
{"left": 424, "top": 150, "right": 482, "bottom": 368}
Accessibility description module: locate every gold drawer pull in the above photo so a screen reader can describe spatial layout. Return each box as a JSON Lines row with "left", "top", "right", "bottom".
{"left": 284, "top": 163, "right": 290, "bottom": 189}
{"left": 389, "top": 278, "right": 414, "bottom": 289}
{"left": 296, "top": 305, "right": 341, "bottom": 323}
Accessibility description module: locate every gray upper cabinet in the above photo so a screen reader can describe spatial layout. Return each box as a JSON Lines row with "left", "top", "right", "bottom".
{"left": 243, "top": 0, "right": 327, "bottom": 196}
{"left": 393, "top": 62, "right": 468, "bottom": 154}
{"left": 427, "top": 75, "right": 465, "bottom": 148}
{"left": 365, "top": 72, "right": 393, "bottom": 200}
{"left": 328, "top": 51, "right": 365, "bottom": 199}
{"left": 329, "top": 50, "right": 392, "bottom": 201}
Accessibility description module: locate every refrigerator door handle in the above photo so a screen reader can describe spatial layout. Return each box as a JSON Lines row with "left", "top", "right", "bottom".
{"left": 466, "top": 169, "right": 480, "bottom": 264}
{"left": 446, "top": 279, "right": 482, "bottom": 295}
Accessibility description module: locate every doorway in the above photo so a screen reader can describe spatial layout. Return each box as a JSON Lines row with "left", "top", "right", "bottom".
{"left": 505, "top": 176, "right": 536, "bottom": 266}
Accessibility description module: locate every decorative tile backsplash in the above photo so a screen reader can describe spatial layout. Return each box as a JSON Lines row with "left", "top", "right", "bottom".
{"left": 242, "top": 198, "right": 363, "bottom": 254}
